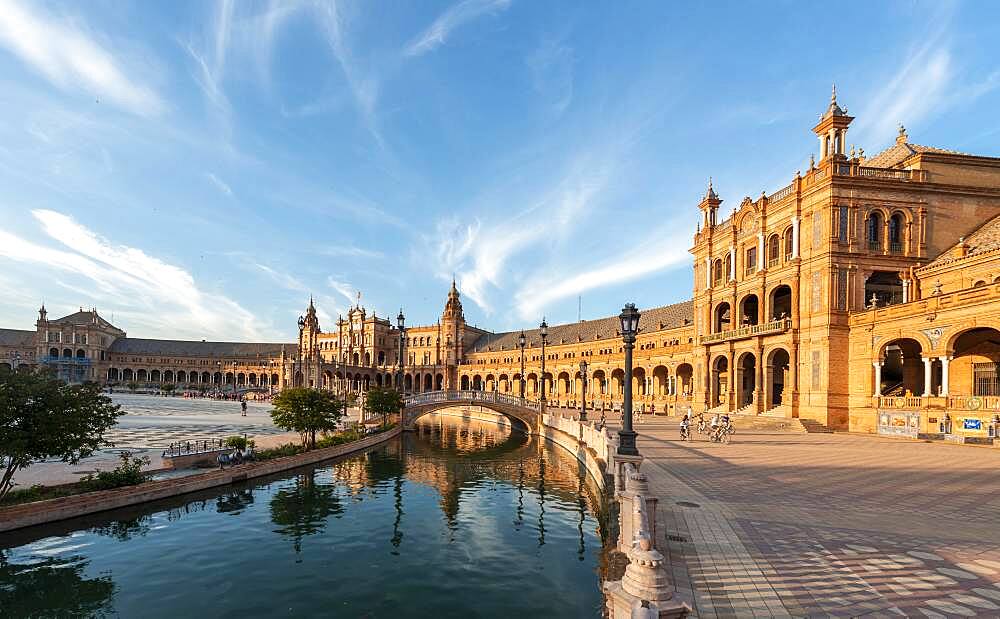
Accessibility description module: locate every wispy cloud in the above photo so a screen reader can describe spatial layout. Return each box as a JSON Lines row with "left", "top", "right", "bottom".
{"left": 315, "top": 2, "right": 382, "bottom": 145}
{"left": 526, "top": 32, "right": 574, "bottom": 117}
{"left": 0, "top": 210, "right": 263, "bottom": 340}
{"left": 426, "top": 153, "right": 614, "bottom": 314}
{"left": 317, "top": 245, "right": 384, "bottom": 259}
{"left": 405, "top": 0, "right": 511, "bottom": 57}
{"left": 0, "top": 0, "right": 166, "bottom": 116}
{"left": 513, "top": 226, "right": 692, "bottom": 320}
{"left": 205, "top": 172, "right": 233, "bottom": 197}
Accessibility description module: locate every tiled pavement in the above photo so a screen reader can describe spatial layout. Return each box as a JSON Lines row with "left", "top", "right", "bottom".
{"left": 633, "top": 418, "right": 1000, "bottom": 618}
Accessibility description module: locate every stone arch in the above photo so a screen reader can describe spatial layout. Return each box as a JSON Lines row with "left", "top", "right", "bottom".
{"left": 485, "top": 373, "right": 496, "bottom": 391}
{"left": 591, "top": 369, "right": 607, "bottom": 395}
{"left": 768, "top": 284, "right": 792, "bottom": 320}
{"left": 610, "top": 368, "right": 625, "bottom": 397}
{"left": 76, "top": 348, "right": 86, "bottom": 359}
{"left": 947, "top": 327, "right": 1000, "bottom": 396}
{"left": 888, "top": 210, "right": 909, "bottom": 253}
{"left": 49, "top": 347, "right": 59, "bottom": 358}
{"left": 632, "top": 366, "right": 647, "bottom": 396}
{"left": 423, "top": 373, "right": 433, "bottom": 391}
{"left": 435, "top": 373, "right": 444, "bottom": 390}
{"left": 201, "top": 371, "right": 211, "bottom": 383}
{"left": 652, "top": 365, "right": 669, "bottom": 396}
{"left": 498, "top": 373, "right": 510, "bottom": 393}
{"left": 739, "top": 293, "right": 759, "bottom": 326}
{"left": 472, "top": 374, "right": 483, "bottom": 390}
{"left": 108, "top": 367, "right": 120, "bottom": 381}
{"left": 737, "top": 352, "right": 756, "bottom": 408}
{"left": 878, "top": 338, "right": 924, "bottom": 397}
{"left": 213, "top": 371, "right": 223, "bottom": 384}
{"left": 714, "top": 301, "right": 732, "bottom": 333}
{"left": 765, "top": 348, "right": 790, "bottom": 408}
{"left": 526, "top": 372, "right": 538, "bottom": 396}
{"left": 163, "top": 370, "right": 174, "bottom": 383}
{"left": 460, "top": 375, "right": 470, "bottom": 390}
{"left": 150, "top": 369, "right": 161, "bottom": 383}
{"left": 122, "top": 368, "right": 134, "bottom": 381}
{"left": 404, "top": 373, "right": 414, "bottom": 392}
{"left": 353, "top": 352, "right": 360, "bottom": 366}
{"left": 136, "top": 369, "right": 148, "bottom": 382}
{"left": 676, "top": 363, "right": 693, "bottom": 396}
{"left": 710, "top": 355, "right": 728, "bottom": 407}
{"left": 557, "top": 371, "right": 571, "bottom": 396}
{"left": 62, "top": 348, "right": 72, "bottom": 358}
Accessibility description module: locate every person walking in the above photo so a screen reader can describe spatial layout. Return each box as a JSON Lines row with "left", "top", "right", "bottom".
{"left": 240, "top": 399, "right": 247, "bottom": 417}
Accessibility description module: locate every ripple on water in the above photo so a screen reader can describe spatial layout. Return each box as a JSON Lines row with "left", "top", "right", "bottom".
{"left": 1, "top": 416, "right": 607, "bottom": 618}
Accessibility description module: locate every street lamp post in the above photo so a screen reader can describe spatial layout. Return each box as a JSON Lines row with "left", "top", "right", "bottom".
{"left": 518, "top": 331, "right": 526, "bottom": 399}
{"left": 579, "top": 360, "right": 589, "bottom": 421}
{"left": 396, "top": 309, "right": 405, "bottom": 393}
{"left": 539, "top": 319, "right": 548, "bottom": 404}
{"left": 617, "top": 303, "right": 641, "bottom": 456}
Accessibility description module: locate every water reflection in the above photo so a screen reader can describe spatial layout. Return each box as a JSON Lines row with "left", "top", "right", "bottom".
{"left": 269, "top": 471, "right": 344, "bottom": 556}
{"left": 0, "top": 407, "right": 609, "bottom": 618}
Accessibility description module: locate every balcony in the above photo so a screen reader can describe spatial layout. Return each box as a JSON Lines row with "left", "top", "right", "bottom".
{"left": 40, "top": 355, "right": 91, "bottom": 366}
{"left": 832, "top": 163, "right": 928, "bottom": 182}
{"left": 700, "top": 318, "right": 791, "bottom": 345}
{"left": 767, "top": 257, "right": 780, "bottom": 268}
{"left": 868, "top": 240, "right": 882, "bottom": 252}
{"left": 889, "top": 242, "right": 904, "bottom": 254}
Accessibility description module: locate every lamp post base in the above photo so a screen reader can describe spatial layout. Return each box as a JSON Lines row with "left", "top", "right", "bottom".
{"left": 617, "top": 429, "right": 639, "bottom": 456}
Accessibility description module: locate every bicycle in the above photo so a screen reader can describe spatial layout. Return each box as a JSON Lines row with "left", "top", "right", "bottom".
{"left": 679, "top": 424, "right": 691, "bottom": 441}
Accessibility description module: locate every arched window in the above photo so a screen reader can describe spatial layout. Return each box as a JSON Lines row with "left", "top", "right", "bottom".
{"left": 767, "top": 235, "right": 780, "bottom": 267}
{"left": 783, "top": 227, "right": 794, "bottom": 260}
{"left": 724, "top": 253, "right": 732, "bottom": 281}
{"left": 713, "top": 259, "right": 724, "bottom": 286}
{"left": 867, "top": 212, "right": 883, "bottom": 251}
{"left": 888, "top": 213, "right": 905, "bottom": 254}
{"left": 745, "top": 247, "right": 757, "bottom": 275}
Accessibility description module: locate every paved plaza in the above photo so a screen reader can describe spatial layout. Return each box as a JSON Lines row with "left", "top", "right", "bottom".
{"left": 632, "top": 419, "right": 1000, "bottom": 617}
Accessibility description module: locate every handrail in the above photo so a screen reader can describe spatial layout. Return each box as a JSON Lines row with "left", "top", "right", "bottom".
{"left": 404, "top": 389, "right": 541, "bottom": 411}
{"left": 162, "top": 438, "right": 228, "bottom": 458}
{"left": 700, "top": 317, "right": 791, "bottom": 344}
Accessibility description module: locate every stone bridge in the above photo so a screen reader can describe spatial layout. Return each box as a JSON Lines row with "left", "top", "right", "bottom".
{"left": 402, "top": 390, "right": 541, "bottom": 432}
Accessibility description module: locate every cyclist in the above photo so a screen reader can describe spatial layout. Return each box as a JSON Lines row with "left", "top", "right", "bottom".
{"left": 696, "top": 412, "right": 708, "bottom": 435}
{"left": 679, "top": 411, "right": 692, "bottom": 441}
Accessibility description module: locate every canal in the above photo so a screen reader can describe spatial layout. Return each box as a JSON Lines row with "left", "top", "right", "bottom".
{"left": 0, "top": 411, "right": 611, "bottom": 618}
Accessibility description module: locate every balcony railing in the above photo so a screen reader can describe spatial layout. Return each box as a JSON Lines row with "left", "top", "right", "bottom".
{"left": 745, "top": 265, "right": 756, "bottom": 276}
{"left": 700, "top": 317, "right": 791, "bottom": 345}
{"left": 832, "top": 163, "right": 928, "bottom": 182}
{"left": 40, "top": 355, "right": 91, "bottom": 366}
{"left": 767, "top": 257, "right": 780, "bottom": 268}
{"left": 868, "top": 241, "right": 882, "bottom": 252}
{"left": 889, "top": 242, "right": 904, "bottom": 254}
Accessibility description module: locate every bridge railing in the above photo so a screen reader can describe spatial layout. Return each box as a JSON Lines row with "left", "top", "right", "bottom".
{"left": 404, "top": 390, "right": 541, "bottom": 411}
{"left": 605, "top": 462, "right": 689, "bottom": 617}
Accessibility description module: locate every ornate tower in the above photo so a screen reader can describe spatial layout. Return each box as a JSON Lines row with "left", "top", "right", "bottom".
{"left": 697, "top": 178, "right": 722, "bottom": 230}
{"left": 440, "top": 279, "right": 466, "bottom": 388}
{"left": 296, "top": 297, "right": 322, "bottom": 386}
{"left": 813, "top": 85, "right": 853, "bottom": 161}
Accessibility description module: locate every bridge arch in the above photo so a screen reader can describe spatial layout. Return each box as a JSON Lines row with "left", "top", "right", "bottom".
{"left": 403, "top": 391, "right": 540, "bottom": 434}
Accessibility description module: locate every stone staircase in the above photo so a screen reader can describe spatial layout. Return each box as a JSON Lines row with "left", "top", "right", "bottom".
{"left": 799, "top": 418, "right": 836, "bottom": 433}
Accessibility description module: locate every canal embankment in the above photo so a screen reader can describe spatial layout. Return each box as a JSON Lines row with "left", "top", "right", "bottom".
{"left": 0, "top": 426, "right": 401, "bottom": 533}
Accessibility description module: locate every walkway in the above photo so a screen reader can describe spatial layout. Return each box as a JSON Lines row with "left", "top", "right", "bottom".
{"left": 633, "top": 417, "right": 1000, "bottom": 618}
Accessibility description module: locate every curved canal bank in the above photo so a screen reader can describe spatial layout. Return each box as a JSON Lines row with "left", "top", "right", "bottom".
{"left": 0, "top": 413, "right": 611, "bottom": 618}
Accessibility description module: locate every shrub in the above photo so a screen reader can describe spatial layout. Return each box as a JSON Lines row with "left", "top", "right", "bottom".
{"left": 255, "top": 443, "right": 307, "bottom": 461}
{"left": 225, "top": 435, "right": 251, "bottom": 451}
{"left": 82, "top": 452, "right": 150, "bottom": 491}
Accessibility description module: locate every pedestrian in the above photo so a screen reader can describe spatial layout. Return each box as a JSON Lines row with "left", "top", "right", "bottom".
{"left": 240, "top": 399, "right": 247, "bottom": 417}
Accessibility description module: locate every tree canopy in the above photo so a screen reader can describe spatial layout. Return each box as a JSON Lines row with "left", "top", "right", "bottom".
{"left": 365, "top": 387, "right": 403, "bottom": 426}
{"left": 0, "top": 368, "right": 123, "bottom": 499}
{"left": 270, "top": 388, "right": 346, "bottom": 448}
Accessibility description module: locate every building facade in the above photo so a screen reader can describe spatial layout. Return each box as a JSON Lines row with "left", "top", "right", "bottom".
{"left": 3, "top": 90, "right": 999, "bottom": 438}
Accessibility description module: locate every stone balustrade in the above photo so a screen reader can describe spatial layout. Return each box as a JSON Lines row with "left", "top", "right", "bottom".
{"left": 700, "top": 317, "right": 791, "bottom": 345}
{"left": 605, "top": 462, "right": 689, "bottom": 618}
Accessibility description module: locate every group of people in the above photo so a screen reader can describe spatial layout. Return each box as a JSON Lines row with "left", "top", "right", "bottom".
{"left": 679, "top": 408, "right": 734, "bottom": 443}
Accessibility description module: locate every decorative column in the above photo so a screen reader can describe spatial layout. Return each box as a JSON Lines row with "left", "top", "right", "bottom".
{"left": 922, "top": 357, "right": 932, "bottom": 397}
{"left": 873, "top": 361, "right": 883, "bottom": 397}
{"left": 704, "top": 257, "right": 711, "bottom": 288}
{"left": 757, "top": 233, "right": 765, "bottom": 270}
{"left": 903, "top": 279, "right": 910, "bottom": 303}
{"left": 791, "top": 216, "right": 800, "bottom": 258}
{"left": 728, "top": 245, "right": 735, "bottom": 281}
{"left": 939, "top": 356, "right": 950, "bottom": 396}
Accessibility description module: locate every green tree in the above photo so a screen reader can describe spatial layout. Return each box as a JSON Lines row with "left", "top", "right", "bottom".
{"left": 270, "top": 388, "right": 345, "bottom": 449}
{"left": 126, "top": 381, "right": 139, "bottom": 393}
{"left": 0, "top": 368, "right": 123, "bottom": 500}
{"left": 365, "top": 387, "right": 403, "bottom": 426}
{"left": 161, "top": 383, "right": 176, "bottom": 395}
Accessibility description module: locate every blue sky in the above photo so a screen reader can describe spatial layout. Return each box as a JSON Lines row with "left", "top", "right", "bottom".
{"left": 1, "top": 0, "right": 998, "bottom": 342}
